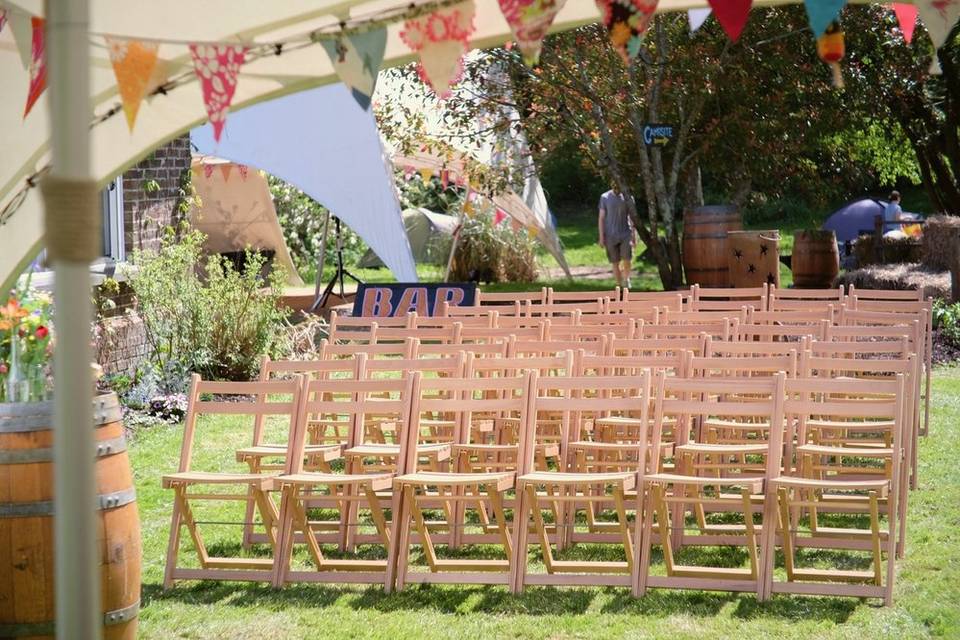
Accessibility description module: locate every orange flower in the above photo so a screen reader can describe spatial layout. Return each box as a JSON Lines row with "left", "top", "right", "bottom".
{"left": 0, "top": 298, "right": 28, "bottom": 331}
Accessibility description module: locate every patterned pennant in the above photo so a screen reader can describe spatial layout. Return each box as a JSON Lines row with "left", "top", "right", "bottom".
{"left": 463, "top": 200, "right": 475, "bottom": 217}
{"left": 0, "top": 9, "right": 7, "bottom": 35}
{"left": 203, "top": 163, "right": 215, "bottom": 179}
{"left": 220, "top": 164, "right": 232, "bottom": 182}
{"left": 441, "top": 169, "right": 450, "bottom": 189}
{"left": 189, "top": 44, "right": 248, "bottom": 142}
{"left": 419, "top": 168, "right": 434, "bottom": 185}
{"left": 24, "top": 17, "right": 45, "bottom": 118}
{"left": 915, "top": 0, "right": 960, "bottom": 49}
{"left": 238, "top": 164, "right": 249, "bottom": 180}
{"left": 892, "top": 4, "right": 918, "bottom": 43}
{"left": 494, "top": 208, "right": 508, "bottom": 226}
{"left": 105, "top": 37, "right": 160, "bottom": 132}
{"left": 688, "top": 8, "right": 711, "bottom": 33}
{"left": 596, "top": 0, "right": 660, "bottom": 64}
{"left": 400, "top": 1, "right": 477, "bottom": 97}
{"left": 804, "top": 0, "right": 847, "bottom": 36}
{"left": 510, "top": 218, "right": 523, "bottom": 232}
{"left": 526, "top": 224, "right": 539, "bottom": 239}
{"left": 403, "top": 165, "right": 415, "bottom": 179}
{"left": 9, "top": 9, "right": 33, "bottom": 69}
{"left": 319, "top": 28, "right": 387, "bottom": 111}
{"left": 707, "top": 0, "right": 752, "bottom": 42}
{"left": 498, "top": 0, "right": 569, "bottom": 66}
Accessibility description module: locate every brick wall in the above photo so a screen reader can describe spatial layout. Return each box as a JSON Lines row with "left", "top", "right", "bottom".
{"left": 122, "top": 134, "right": 192, "bottom": 255}
{"left": 96, "top": 314, "right": 150, "bottom": 378}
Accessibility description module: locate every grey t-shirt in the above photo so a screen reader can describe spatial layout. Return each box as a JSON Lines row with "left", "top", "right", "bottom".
{"left": 599, "top": 190, "right": 634, "bottom": 243}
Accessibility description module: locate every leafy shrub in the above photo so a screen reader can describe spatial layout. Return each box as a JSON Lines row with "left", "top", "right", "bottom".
{"left": 450, "top": 209, "right": 537, "bottom": 283}
{"left": 124, "top": 223, "right": 290, "bottom": 385}
{"left": 396, "top": 172, "right": 463, "bottom": 213}
{"left": 148, "top": 393, "right": 189, "bottom": 422}
{"left": 933, "top": 299, "right": 960, "bottom": 348}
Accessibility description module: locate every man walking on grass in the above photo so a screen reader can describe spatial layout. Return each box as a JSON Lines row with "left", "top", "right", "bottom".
{"left": 598, "top": 183, "right": 637, "bottom": 289}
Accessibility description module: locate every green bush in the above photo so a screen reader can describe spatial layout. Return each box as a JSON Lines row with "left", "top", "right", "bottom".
{"left": 124, "top": 223, "right": 290, "bottom": 385}
{"left": 933, "top": 298, "right": 960, "bottom": 348}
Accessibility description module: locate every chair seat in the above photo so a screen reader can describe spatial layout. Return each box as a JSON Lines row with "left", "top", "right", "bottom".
{"left": 703, "top": 419, "right": 771, "bottom": 430}
{"left": 676, "top": 442, "right": 768, "bottom": 455}
{"left": 395, "top": 471, "right": 515, "bottom": 491}
{"left": 771, "top": 475, "right": 891, "bottom": 491}
{"left": 796, "top": 444, "right": 893, "bottom": 458}
{"left": 807, "top": 419, "right": 896, "bottom": 431}
{"left": 162, "top": 471, "right": 277, "bottom": 489}
{"left": 644, "top": 473, "right": 764, "bottom": 492}
{"left": 346, "top": 443, "right": 451, "bottom": 461}
{"left": 594, "top": 416, "right": 646, "bottom": 427}
{"left": 277, "top": 472, "right": 393, "bottom": 491}
{"left": 236, "top": 444, "right": 342, "bottom": 462}
{"left": 519, "top": 471, "right": 635, "bottom": 488}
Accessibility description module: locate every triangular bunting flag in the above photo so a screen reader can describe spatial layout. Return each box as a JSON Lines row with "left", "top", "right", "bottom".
{"left": 220, "top": 164, "right": 232, "bottom": 182}
{"left": 319, "top": 28, "right": 387, "bottom": 111}
{"left": 596, "top": 0, "right": 660, "bottom": 64}
{"left": 403, "top": 165, "right": 415, "bottom": 179}
{"left": 688, "top": 8, "right": 711, "bottom": 33}
{"left": 803, "top": 0, "right": 847, "bottom": 37}
{"left": 238, "top": 164, "right": 249, "bottom": 180}
{"left": 0, "top": 9, "right": 7, "bottom": 35}
{"left": 419, "top": 167, "right": 434, "bottom": 184}
{"left": 105, "top": 37, "right": 160, "bottom": 132}
{"left": 9, "top": 9, "right": 32, "bottom": 69}
{"left": 498, "top": 0, "right": 569, "bottom": 66}
{"left": 892, "top": 4, "right": 918, "bottom": 43}
{"left": 23, "top": 17, "right": 45, "bottom": 118}
{"left": 400, "top": 1, "right": 477, "bottom": 97}
{"left": 494, "top": 208, "right": 508, "bottom": 226}
{"left": 203, "top": 163, "right": 215, "bottom": 179}
{"left": 441, "top": 169, "right": 450, "bottom": 189}
{"left": 526, "top": 224, "right": 539, "bottom": 239}
{"left": 189, "top": 44, "right": 248, "bottom": 142}
{"left": 463, "top": 200, "right": 475, "bottom": 217}
{"left": 915, "top": 0, "right": 960, "bottom": 49}
{"left": 707, "top": 0, "right": 752, "bottom": 42}
{"left": 510, "top": 218, "right": 523, "bottom": 233}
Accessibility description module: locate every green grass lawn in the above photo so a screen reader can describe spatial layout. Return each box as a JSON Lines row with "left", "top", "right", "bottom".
{"left": 132, "top": 368, "right": 960, "bottom": 639}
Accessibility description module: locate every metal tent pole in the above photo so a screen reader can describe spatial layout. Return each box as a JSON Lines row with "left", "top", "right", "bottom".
{"left": 47, "top": 0, "right": 101, "bottom": 637}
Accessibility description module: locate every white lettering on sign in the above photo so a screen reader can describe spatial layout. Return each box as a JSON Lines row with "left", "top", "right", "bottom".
{"left": 643, "top": 124, "right": 674, "bottom": 146}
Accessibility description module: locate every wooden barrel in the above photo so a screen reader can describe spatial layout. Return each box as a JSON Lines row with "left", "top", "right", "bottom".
{"left": 727, "top": 230, "right": 781, "bottom": 288}
{"left": 792, "top": 229, "right": 840, "bottom": 288}
{"left": 682, "top": 205, "right": 743, "bottom": 286}
{"left": 0, "top": 393, "right": 140, "bottom": 639}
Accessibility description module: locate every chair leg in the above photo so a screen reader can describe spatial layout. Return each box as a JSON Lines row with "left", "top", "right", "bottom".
{"left": 163, "top": 494, "right": 185, "bottom": 589}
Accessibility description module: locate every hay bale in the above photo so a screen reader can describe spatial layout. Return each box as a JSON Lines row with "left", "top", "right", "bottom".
{"left": 921, "top": 215, "right": 960, "bottom": 270}
{"left": 835, "top": 263, "right": 950, "bottom": 300}
{"left": 853, "top": 233, "right": 921, "bottom": 267}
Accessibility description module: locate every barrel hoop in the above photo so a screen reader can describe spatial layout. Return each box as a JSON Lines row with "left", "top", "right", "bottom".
{"left": 0, "top": 435, "right": 128, "bottom": 464}
{"left": 0, "top": 405, "right": 123, "bottom": 433}
{"left": 684, "top": 233, "right": 736, "bottom": 239}
{"left": 0, "top": 487, "right": 137, "bottom": 517}
{"left": 0, "top": 600, "right": 139, "bottom": 636}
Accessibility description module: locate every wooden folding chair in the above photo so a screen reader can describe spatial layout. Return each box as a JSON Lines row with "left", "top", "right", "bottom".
{"left": 597, "top": 299, "right": 667, "bottom": 324}
{"left": 162, "top": 375, "right": 305, "bottom": 587}
{"left": 459, "top": 321, "right": 549, "bottom": 345}
{"left": 547, "top": 287, "right": 620, "bottom": 306}
{"left": 763, "top": 375, "right": 906, "bottom": 605}
{"left": 547, "top": 319, "right": 641, "bottom": 342}
{"left": 691, "top": 283, "right": 769, "bottom": 313}
{"left": 318, "top": 337, "right": 417, "bottom": 362}
{"left": 375, "top": 323, "right": 462, "bottom": 345}
{"left": 446, "top": 299, "right": 522, "bottom": 318}
{"left": 525, "top": 299, "right": 607, "bottom": 318}
{"left": 739, "top": 320, "right": 829, "bottom": 343}
{"left": 620, "top": 288, "right": 687, "bottom": 311}
{"left": 642, "top": 313, "right": 738, "bottom": 341}
{"left": 391, "top": 371, "right": 539, "bottom": 590}
{"left": 747, "top": 306, "right": 837, "bottom": 327}
{"left": 415, "top": 336, "right": 513, "bottom": 361}
{"left": 606, "top": 335, "right": 708, "bottom": 358}
{"left": 329, "top": 310, "right": 411, "bottom": 344}
{"left": 768, "top": 285, "right": 844, "bottom": 312}
{"left": 512, "top": 371, "right": 653, "bottom": 590}
{"left": 511, "top": 336, "right": 609, "bottom": 358}
{"left": 476, "top": 287, "right": 548, "bottom": 307}
{"left": 634, "top": 373, "right": 786, "bottom": 597}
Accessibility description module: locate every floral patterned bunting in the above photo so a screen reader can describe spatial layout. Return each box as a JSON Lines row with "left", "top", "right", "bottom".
{"left": 319, "top": 28, "right": 387, "bottom": 110}
{"left": 0, "top": 9, "right": 7, "bottom": 35}
{"left": 220, "top": 164, "right": 232, "bottom": 182}
{"left": 400, "top": 1, "right": 476, "bottom": 97}
{"left": 23, "top": 17, "right": 45, "bottom": 118}
{"left": 238, "top": 164, "right": 249, "bottom": 181}
{"left": 688, "top": 8, "right": 711, "bottom": 33}
{"left": 497, "top": 0, "right": 569, "bottom": 66}
{"left": 915, "top": 0, "right": 960, "bottom": 49}
{"left": 9, "top": 9, "right": 33, "bottom": 69}
{"left": 189, "top": 44, "right": 248, "bottom": 142}
{"left": 494, "top": 208, "right": 508, "bottom": 226}
{"left": 707, "top": 0, "right": 753, "bottom": 42}
{"left": 526, "top": 224, "right": 539, "bottom": 239}
{"left": 105, "top": 37, "right": 160, "bottom": 132}
{"left": 595, "top": 0, "right": 660, "bottom": 64}
{"left": 892, "top": 4, "right": 918, "bottom": 43}
{"left": 203, "top": 163, "right": 215, "bottom": 179}
{"left": 419, "top": 167, "right": 434, "bottom": 184}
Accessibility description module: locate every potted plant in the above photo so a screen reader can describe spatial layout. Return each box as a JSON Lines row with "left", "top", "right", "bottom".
{"left": 0, "top": 278, "right": 53, "bottom": 403}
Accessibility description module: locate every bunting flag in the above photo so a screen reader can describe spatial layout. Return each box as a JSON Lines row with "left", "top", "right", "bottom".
{"left": 220, "top": 164, "right": 232, "bottom": 182}
{"left": 892, "top": 4, "right": 918, "bottom": 43}
{"left": 688, "top": 8, "right": 711, "bottom": 33}
{"left": 707, "top": 0, "right": 752, "bottom": 42}
{"left": 403, "top": 165, "right": 415, "bottom": 179}
{"left": 596, "top": 0, "right": 660, "bottom": 64}
{"left": 105, "top": 37, "right": 160, "bottom": 132}
{"left": 419, "top": 167, "right": 434, "bottom": 184}
{"left": 189, "top": 44, "right": 248, "bottom": 142}
{"left": 9, "top": 9, "right": 33, "bottom": 69}
{"left": 510, "top": 218, "right": 523, "bottom": 233}
{"left": 0, "top": 9, "right": 7, "bottom": 35}
{"left": 441, "top": 169, "right": 450, "bottom": 189}
{"left": 203, "top": 163, "right": 215, "bottom": 179}
{"left": 497, "top": 0, "right": 569, "bottom": 66}
{"left": 23, "top": 17, "right": 46, "bottom": 118}
{"left": 400, "top": 0, "right": 477, "bottom": 97}
{"left": 463, "top": 199, "right": 475, "bottom": 217}
{"left": 319, "top": 28, "right": 387, "bottom": 111}
{"left": 526, "top": 224, "right": 539, "bottom": 239}
{"left": 803, "top": 0, "right": 847, "bottom": 36}
{"left": 915, "top": 0, "right": 960, "bottom": 49}
{"left": 238, "top": 164, "right": 249, "bottom": 180}
{"left": 494, "top": 208, "right": 508, "bottom": 226}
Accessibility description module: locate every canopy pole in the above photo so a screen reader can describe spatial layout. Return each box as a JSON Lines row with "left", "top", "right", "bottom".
{"left": 47, "top": 0, "right": 101, "bottom": 638}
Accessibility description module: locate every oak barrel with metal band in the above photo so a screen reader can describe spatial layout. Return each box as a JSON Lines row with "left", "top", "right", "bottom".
{"left": 0, "top": 393, "right": 140, "bottom": 639}
{"left": 682, "top": 204, "right": 743, "bottom": 287}
{"left": 792, "top": 229, "right": 840, "bottom": 288}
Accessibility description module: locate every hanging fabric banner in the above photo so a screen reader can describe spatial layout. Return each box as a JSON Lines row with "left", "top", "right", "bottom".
{"left": 494, "top": 208, "right": 508, "bottom": 226}
{"left": 400, "top": 0, "right": 477, "bottom": 97}
{"left": 23, "top": 17, "right": 45, "bottom": 118}
{"left": 803, "top": 0, "right": 847, "bottom": 36}
{"left": 497, "top": 0, "right": 569, "bottom": 66}
{"left": 688, "top": 8, "right": 711, "bottom": 33}
{"left": 105, "top": 37, "right": 160, "bottom": 132}
{"left": 220, "top": 164, "right": 232, "bottom": 182}
{"left": 596, "top": 0, "right": 660, "bottom": 64}
{"left": 319, "top": 28, "right": 387, "bottom": 111}
{"left": 915, "top": 0, "right": 960, "bottom": 49}
{"left": 189, "top": 44, "right": 248, "bottom": 142}
{"left": 707, "top": 0, "right": 752, "bottom": 42}
{"left": 892, "top": 4, "right": 918, "bottom": 43}
{"left": 0, "top": 9, "right": 7, "bottom": 35}
{"left": 9, "top": 8, "right": 32, "bottom": 69}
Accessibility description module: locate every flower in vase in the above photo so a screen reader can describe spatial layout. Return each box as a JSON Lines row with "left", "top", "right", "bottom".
{"left": 35, "top": 326, "right": 48, "bottom": 340}
{"left": 0, "top": 363, "right": 6, "bottom": 375}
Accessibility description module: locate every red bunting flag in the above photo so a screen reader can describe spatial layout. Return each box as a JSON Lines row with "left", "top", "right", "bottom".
{"left": 189, "top": 44, "right": 248, "bottom": 142}
{"left": 400, "top": 1, "right": 476, "bottom": 97}
{"left": 238, "top": 164, "right": 249, "bottom": 181}
{"left": 441, "top": 169, "right": 450, "bottom": 189}
{"left": 498, "top": 0, "right": 569, "bottom": 66}
{"left": 0, "top": 9, "right": 7, "bottom": 35}
{"left": 23, "top": 17, "right": 45, "bottom": 118}
{"left": 892, "top": 4, "right": 918, "bottom": 43}
{"left": 220, "top": 164, "right": 233, "bottom": 182}
{"left": 494, "top": 208, "right": 508, "bottom": 226}
{"left": 596, "top": 0, "right": 660, "bottom": 64}
{"left": 203, "top": 163, "right": 215, "bottom": 179}
{"left": 707, "top": 0, "right": 753, "bottom": 42}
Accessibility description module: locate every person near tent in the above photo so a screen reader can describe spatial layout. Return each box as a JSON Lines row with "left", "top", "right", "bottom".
{"left": 881, "top": 191, "right": 921, "bottom": 239}
{"left": 598, "top": 183, "right": 637, "bottom": 288}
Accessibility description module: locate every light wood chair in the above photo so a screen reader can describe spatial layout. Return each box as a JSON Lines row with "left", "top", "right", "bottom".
{"left": 739, "top": 320, "right": 829, "bottom": 343}
{"left": 691, "top": 283, "right": 769, "bottom": 313}
{"left": 606, "top": 335, "right": 708, "bottom": 358}
{"left": 768, "top": 286, "right": 844, "bottom": 313}
{"left": 525, "top": 299, "right": 607, "bottom": 318}
{"left": 620, "top": 288, "right": 688, "bottom": 311}
{"left": 476, "top": 287, "right": 548, "bottom": 307}
{"left": 329, "top": 311, "right": 411, "bottom": 344}
{"left": 547, "top": 319, "right": 641, "bottom": 342}
{"left": 459, "top": 322, "right": 550, "bottom": 345}
{"left": 598, "top": 299, "right": 667, "bottom": 325}
{"left": 547, "top": 287, "right": 620, "bottom": 305}
{"left": 162, "top": 375, "right": 306, "bottom": 587}
{"left": 746, "top": 306, "right": 837, "bottom": 327}
{"left": 641, "top": 313, "right": 738, "bottom": 341}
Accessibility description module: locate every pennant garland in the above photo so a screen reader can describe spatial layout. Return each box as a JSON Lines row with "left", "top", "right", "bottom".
{"left": 403, "top": 165, "right": 415, "bottom": 179}
{"left": 9, "top": 9, "right": 32, "bottom": 69}
{"left": 596, "top": 0, "right": 660, "bottom": 64}
{"left": 510, "top": 218, "right": 523, "bottom": 233}
{"left": 892, "top": 4, "right": 918, "bottom": 43}
{"left": 688, "top": 8, "right": 711, "bottom": 33}
{"left": 803, "top": 0, "right": 847, "bottom": 37}
{"left": 23, "top": 17, "right": 46, "bottom": 118}
{"left": 105, "top": 37, "right": 160, "bottom": 132}
{"left": 493, "top": 208, "right": 508, "bottom": 226}
{"left": 419, "top": 167, "right": 434, "bottom": 184}
{"left": 0, "top": 9, "right": 7, "bottom": 35}
{"left": 319, "top": 28, "right": 387, "bottom": 111}
{"left": 238, "top": 164, "right": 249, "bottom": 180}
{"left": 441, "top": 169, "right": 450, "bottom": 189}
{"left": 526, "top": 224, "right": 539, "bottom": 239}
{"left": 189, "top": 44, "right": 248, "bottom": 142}
{"left": 203, "top": 163, "right": 215, "bottom": 179}
{"left": 220, "top": 164, "right": 233, "bottom": 182}
{"left": 915, "top": 0, "right": 960, "bottom": 49}
{"left": 400, "top": 0, "right": 476, "bottom": 98}
{"left": 707, "top": 0, "right": 752, "bottom": 42}
{"left": 497, "top": 0, "right": 569, "bottom": 66}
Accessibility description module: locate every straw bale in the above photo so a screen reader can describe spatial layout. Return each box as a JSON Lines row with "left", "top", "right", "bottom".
{"left": 835, "top": 263, "right": 949, "bottom": 300}
{"left": 921, "top": 215, "right": 960, "bottom": 270}
{"left": 853, "top": 233, "right": 921, "bottom": 266}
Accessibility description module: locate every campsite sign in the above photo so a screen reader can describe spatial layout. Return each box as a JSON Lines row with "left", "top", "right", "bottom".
{"left": 353, "top": 282, "right": 477, "bottom": 317}
{"left": 642, "top": 123, "right": 675, "bottom": 147}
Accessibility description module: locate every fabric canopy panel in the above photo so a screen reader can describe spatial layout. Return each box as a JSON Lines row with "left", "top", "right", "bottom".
{"left": 191, "top": 84, "right": 416, "bottom": 282}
